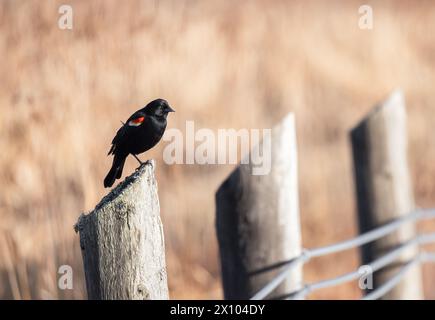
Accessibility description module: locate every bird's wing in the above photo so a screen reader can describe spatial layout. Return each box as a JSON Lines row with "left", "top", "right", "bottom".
{"left": 126, "top": 111, "right": 147, "bottom": 127}
{"left": 107, "top": 111, "right": 147, "bottom": 155}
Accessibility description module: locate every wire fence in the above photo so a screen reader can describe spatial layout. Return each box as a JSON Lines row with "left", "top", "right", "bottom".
{"left": 250, "top": 208, "right": 435, "bottom": 300}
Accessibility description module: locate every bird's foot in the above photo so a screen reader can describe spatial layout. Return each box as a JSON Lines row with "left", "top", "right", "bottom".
{"left": 132, "top": 154, "right": 144, "bottom": 166}
{"left": 131, "top": 154, "right": 153, "bottom": 170}
{"left": 136, "top": 159, "right": 152, "bottom": 170}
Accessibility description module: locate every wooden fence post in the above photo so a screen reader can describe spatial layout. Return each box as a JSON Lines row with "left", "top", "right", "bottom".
{"left": 74, "top": 160, "right": 169, "bottom": 300}
{"left": 216, "top": 113, "right": 302, "bottom": 299}
{"left": 351, "top": 90, "right": 423, "bottom": 299}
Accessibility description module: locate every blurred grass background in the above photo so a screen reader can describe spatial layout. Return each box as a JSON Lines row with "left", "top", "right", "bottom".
{"left": 1, "top": 0, "right": 435, "bottom": 299}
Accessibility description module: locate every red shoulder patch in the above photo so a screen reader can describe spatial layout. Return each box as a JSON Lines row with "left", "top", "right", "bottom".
{"left": 128, "top": 116, "right": 145, "bottom": 126}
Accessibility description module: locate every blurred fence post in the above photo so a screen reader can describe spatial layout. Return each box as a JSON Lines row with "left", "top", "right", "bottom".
{"left": 74, "top": 160, "right": 169, "bottom": 300}
{"left": 216, "top": 113, "right": 302, "bottom": 299}
{"left": 351, "top": 90, "right": 423, "bottom": 299}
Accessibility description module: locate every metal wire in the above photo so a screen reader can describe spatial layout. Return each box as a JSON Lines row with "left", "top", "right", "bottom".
{"left": 251, "top": 208, "right": 435, "bottom": 300}
{"left": 362, "top": 252, "right": 435, "bottom": 300}
{"left": 285, "top": 233, "right": 435, "bottom": 299}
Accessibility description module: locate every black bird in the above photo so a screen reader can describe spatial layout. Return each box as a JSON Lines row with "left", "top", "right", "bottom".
{"left": 104, "top": 99, "right": 175, "bottom": 188}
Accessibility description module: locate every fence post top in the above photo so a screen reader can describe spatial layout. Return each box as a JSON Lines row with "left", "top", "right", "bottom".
{"left": 74, "top": 159, "right": 157, "bottom": 232}
{"left": 350, "top": 89, "right": 405, "bottom": 133}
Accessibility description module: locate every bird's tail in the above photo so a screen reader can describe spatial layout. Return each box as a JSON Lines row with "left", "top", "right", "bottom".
{"left": 104, "top": 153, "right": 127, "bottom": 188}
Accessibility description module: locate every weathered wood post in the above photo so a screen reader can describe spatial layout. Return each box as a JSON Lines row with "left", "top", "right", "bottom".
{"left": 216, "top": 113, "right": 302, "bottom": 299}
{"left": 351, "top": 90, "right": 423, "bottom": 299}
{"left": 74, "top": 160, "right": 169, "bottom": 300}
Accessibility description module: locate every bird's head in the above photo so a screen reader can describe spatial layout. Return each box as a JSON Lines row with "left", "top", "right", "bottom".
{"left": 145, "top": 99, "right": 175, "bottom": 119}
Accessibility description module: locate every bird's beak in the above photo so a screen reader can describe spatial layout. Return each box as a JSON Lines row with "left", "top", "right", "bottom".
{"left": 166, "top": 105, "right": 175, "bottom": 113}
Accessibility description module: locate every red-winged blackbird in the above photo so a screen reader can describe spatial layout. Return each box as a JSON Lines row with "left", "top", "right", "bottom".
{"left": 104, "top": 99, "right": 175, "bottom": 188}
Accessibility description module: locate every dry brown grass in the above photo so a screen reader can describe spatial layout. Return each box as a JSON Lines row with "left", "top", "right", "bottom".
{"left": 1, "top": 0, "right": 435, "bottom": 299}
